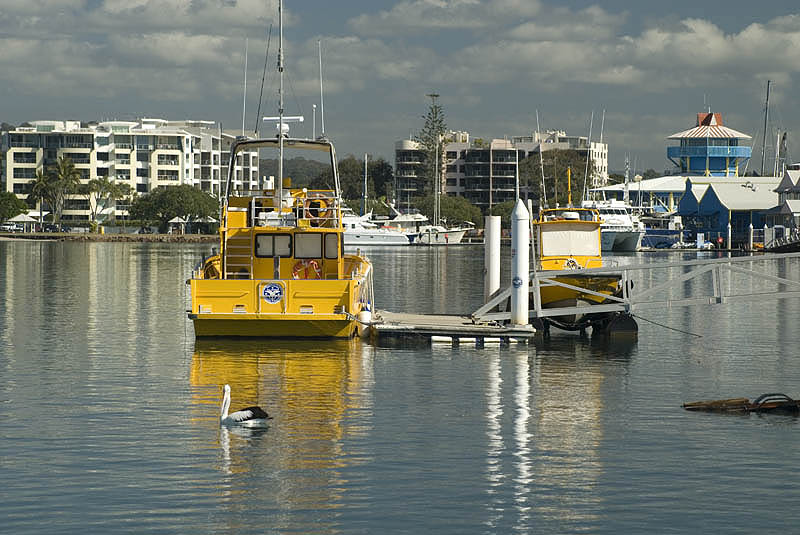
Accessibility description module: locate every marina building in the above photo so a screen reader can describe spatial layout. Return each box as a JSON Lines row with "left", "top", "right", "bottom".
{"left": 395, "top": 129, "right": 608, "bottom": 213}
{"left": 592, "top": 111, "right": 782, "bottom": 244}
{"left": 2, "top": 119, "right": 258, "bottom": 223}
{"left": 667, "top": 112, "right": 752, "bottom": 177}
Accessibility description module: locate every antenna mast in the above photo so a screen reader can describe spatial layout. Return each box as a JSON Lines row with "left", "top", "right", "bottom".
{"left": 242, "top": 38, "right": 247, "bottom": 136}
{"left": 318, "top": 40, "right": 325, "bottom": 138}
{"left": 278, "top": 0, "right": 284, "bottom": 203}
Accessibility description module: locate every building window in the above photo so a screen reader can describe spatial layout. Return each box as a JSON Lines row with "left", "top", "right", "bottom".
{"left": 13, "top": 168, "right": 36, "bottom": 179}
{"left": 13, "top": 152, "right": 37, "bottom": 164}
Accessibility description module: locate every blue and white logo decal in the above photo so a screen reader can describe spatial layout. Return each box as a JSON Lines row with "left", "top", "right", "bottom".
{"left": 262, "top": 283, "right": 283, "bottom": 304}
{"left": 512, "top": 276, "right": 523, "bottom": 289}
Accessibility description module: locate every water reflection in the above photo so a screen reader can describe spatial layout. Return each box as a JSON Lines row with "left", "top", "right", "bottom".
{"left": 190, "top": 339, "right": 374, "bottom": 530}
{"left": 528, "top": 335, "right": 636, "bottom": 529}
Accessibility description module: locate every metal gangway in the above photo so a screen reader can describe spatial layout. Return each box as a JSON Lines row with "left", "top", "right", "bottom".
{"left": 473, "top": 252, "right": 800, "bottom": 324}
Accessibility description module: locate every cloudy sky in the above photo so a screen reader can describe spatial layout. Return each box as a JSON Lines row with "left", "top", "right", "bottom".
{"left": 3, "top": 0, "right": 800, "bottom": 173}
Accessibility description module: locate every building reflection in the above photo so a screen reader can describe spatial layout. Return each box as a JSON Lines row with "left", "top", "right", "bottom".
{"left": 190, "top": 338, "right": 374, "bottom": 529}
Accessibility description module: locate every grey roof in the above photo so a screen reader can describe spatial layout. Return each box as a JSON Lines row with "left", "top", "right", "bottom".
{"left": 705, "top": 182, "right": 779, "bottom": 210}
{"left": 592, "top": 175, "right": 781, "bottom": 195}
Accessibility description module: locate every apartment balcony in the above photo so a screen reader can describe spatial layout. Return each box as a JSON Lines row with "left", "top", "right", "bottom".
{"left": 397, "top": 171, "right": 419, "bottom": 178}
{"left": 667, "top": 146, "right": 752, "bottom": 159}
{"left": 156, "top": 144, "right": 181, "bottom": 150}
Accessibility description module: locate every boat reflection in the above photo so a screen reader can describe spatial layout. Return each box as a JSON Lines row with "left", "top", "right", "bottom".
{"left": 190, "top": 338, "right": 374, "bottom": 508}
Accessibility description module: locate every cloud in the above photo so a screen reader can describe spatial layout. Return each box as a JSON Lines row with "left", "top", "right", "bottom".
{"left": 348, "top": 0, "right": 542, "bottom": 35}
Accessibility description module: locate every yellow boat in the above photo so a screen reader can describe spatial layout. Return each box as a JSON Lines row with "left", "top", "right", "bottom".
{"left": 531, "top": 169, "right": 627, "bottom": 332}
{"left": 187, "top": 138, "right": 373, "bottom": 338}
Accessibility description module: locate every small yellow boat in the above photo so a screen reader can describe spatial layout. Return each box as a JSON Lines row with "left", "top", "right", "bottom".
{"left": 531, "top": 169, "right": 626, "bottom": 332}
{"left": 532, "top": 206, "right": 626, "bottom": 331}
{"left": 187, "top": 138, "right": 373, "bottom": 338}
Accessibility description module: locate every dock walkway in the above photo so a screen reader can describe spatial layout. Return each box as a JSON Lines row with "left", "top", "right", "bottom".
{"left": 371, "top": 310, "right": 535, "bottom": 344}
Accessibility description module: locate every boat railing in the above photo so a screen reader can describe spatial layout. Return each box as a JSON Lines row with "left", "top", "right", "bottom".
{"left": 226, "top": 190, "right": 341, "bottom": 229}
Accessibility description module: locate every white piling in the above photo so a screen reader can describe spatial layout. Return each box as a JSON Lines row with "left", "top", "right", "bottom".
{"left": 484, "top": 215, "right": 501, "bottom": 302}
{"left": 727, "top": 222, "right": 732, "bottom": 250}
{"left": 748, "top": 223, "right": 754, "bottom": 251}
{"left": 511, "top": 200, "right": 530, "bottom": 325}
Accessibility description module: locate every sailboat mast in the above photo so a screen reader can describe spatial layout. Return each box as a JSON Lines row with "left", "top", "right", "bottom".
{"left": 362, "top": 153, "right": 368, "bottom": 216}
{"left": 761, "top": 80, "right": 771, "bottom": 176}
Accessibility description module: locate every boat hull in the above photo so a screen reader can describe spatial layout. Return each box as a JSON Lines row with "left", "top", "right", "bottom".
{"left": 534, "top": 274, "right": 623, "bottom": 330}
{"left": 191, "top": 314, "right": 357, "bottom": 338}
{"left": 601, "top": 230, "right": 644, "bottom": 252}
{"left": 344, "top": 230, "right": 410, "bottom": 246}
{"left": 410, "top": 228, "right": 466, "bottom": 245}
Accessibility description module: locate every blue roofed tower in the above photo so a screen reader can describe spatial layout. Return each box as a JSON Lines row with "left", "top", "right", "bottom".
{"left": 667, "top": 112, "right": 752, "bottom": 177}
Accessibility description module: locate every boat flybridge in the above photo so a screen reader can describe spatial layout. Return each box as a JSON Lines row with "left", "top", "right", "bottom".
{"left": 188, "top": 136, "right": 374, "bottom": 338}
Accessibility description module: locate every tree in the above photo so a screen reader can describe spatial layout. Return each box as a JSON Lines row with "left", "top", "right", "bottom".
{"left": 414, "top": 94, "right": 447, "bottom": 195}
{"left": 83, "top": 176, "right": 127, "bottom": 224}
{"left": 28, "top": 168, "right": 52, "bottom": 225}
{"left": 49, "top": 157, "right": 82, "bottom": 226}
{"left": 520, "top": 149, "right": 593, "bottom": 207}
{"left": 642, "top": 168, "right": 660, "bottom": 180}
{"left": 412, "top": 194, "right": 482, "bottom": 227}
{"left": 369, "top": 157, "right": 394, "bottom": 199}
{"left": 0, "top": 191, "right": 28, "bottom": 222}
{"left": 489, "top": 200, "right": 516, "bottom": 228}
{"left": 129, "top": 185, "right": 218, "bottom": 228}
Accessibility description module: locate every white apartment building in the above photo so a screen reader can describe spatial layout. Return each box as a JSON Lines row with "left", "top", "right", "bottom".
{"left": 2, "top": 119, "right": 259, "bottom": 223}
{"left": 395, "top": 129, "right": 609, "bottom": 213}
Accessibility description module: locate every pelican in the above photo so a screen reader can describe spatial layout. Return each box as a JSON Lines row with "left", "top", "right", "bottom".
{"left": 219, "top": 384, "right": 272, "bottom": 428}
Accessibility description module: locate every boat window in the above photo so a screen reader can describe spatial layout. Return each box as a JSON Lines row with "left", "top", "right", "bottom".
{"left": 295, "top": 233, "right": 323, "bottom": 259}
{"left": 255, "top": 233, "right": 292, "bottom": 257}
{"left": 324, "top": 233, "right": 338, "bottom": 259}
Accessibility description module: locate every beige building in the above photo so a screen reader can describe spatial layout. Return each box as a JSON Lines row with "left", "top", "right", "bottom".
{"left": 2, "top": 119, "right": 258, "bottom": 223}
{"left": 394, "top": 129, "right": 609, "bottom": 213}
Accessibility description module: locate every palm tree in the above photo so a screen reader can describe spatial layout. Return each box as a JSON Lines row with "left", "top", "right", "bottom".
{"left": 49, "top": 157, "right": 82, "bottom": 228}
{"left": 29, "top": 168, "right": 53, "bottom": 227}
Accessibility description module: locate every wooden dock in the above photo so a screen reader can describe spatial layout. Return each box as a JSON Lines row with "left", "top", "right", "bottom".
{"left": 370, "top": 310, "right": 536, "bottom": 345}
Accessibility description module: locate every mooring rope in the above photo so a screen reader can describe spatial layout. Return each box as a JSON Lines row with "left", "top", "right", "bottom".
{"left": 632, "top": 313, "right": 702, "bottom": 338}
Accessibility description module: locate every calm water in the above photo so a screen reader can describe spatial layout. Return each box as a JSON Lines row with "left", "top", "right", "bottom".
{"left": 2, "top": 240, "right": 800, "bottom": 534}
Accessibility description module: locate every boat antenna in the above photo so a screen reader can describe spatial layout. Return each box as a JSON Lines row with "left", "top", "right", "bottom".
{"left": 582, "top": 110, "right": 593, "bottom": 202}
{"left": 761, "top": 79, "right": 771, "bottom": 176}
{"left": 242, "top": 37, "right": 247, "bottom": 137}
{"left": 253, "top": 23, "right": 273, "bottom": 136}
{"left": 318, "top": 40, "right": 325, "bottom": 138}
{"left": 536, "top": 110, "right": 547, "bottom": 208}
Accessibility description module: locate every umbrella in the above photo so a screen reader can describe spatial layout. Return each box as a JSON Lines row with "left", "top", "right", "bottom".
{"left": 9, "top": 213, "right": 37, "bottom": 223}
{"left": 168, "top": 216, "right": 187, "bottom": 223}
{"left": 196, "top": 216, "right": 218, "bottom": 223}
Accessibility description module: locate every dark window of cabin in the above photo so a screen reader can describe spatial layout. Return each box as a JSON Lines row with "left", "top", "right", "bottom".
{"left": 255, "top": 233, "right": 292, "bottom": 257}
{"left": 294, "top": 233, "right": 322, "bottom": 259}
{"left": 324, "top": 233, "right": 338, "bottom": 259}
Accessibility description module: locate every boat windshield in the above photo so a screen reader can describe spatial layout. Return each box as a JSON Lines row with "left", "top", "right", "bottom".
{"left": 541, "top": 209, "right": 598, "bottom": 222}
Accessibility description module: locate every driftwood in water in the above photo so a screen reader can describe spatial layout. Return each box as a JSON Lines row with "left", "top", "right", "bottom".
{"left": 683, "top": 393, "right": 800, "bottom": 413}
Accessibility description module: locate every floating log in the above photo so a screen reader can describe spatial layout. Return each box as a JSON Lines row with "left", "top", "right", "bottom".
{"left": 683, "top": 393, "right": 800, "bottom": 413}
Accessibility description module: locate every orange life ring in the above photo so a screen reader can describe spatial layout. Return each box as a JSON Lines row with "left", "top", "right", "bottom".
{"left": 292, "top": 259, "right": 322, "bottom": 280}
{"left": 304, "top": 195, "right": 332, "bottom": 226}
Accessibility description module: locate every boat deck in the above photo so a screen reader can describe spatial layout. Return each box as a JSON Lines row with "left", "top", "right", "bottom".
{"left": 371, "top": 310, "right": 535, "bottom": 345}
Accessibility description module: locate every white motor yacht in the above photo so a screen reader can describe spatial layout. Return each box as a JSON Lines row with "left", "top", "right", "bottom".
{"left": 342, "top": 209, "right": 410, "bottom": 246}
{"left": 381, "top": 206, "right": 468, "bottom": 245}
{"left": 581, "top": 199, "right": 645, "bottom": 252}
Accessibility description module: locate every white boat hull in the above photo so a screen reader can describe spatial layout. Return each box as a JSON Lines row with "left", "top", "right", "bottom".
{"left": 410, "top": 228, "right": 467, "bottom": 245}
{"left": 344, "top": 230, "right": 410, "bottom": 246}
{"left": 601, "top": 229, "right": 644, "bottom": 252}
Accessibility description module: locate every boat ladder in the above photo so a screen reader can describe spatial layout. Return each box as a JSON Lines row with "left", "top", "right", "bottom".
{"left": 223, "top": 229, "right": 254, "bottom": 279}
